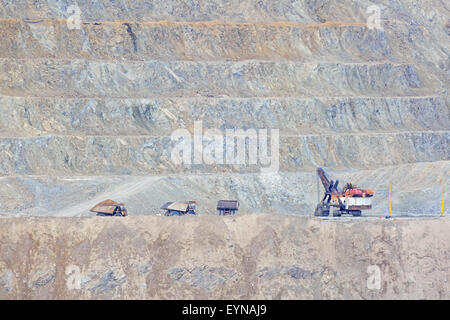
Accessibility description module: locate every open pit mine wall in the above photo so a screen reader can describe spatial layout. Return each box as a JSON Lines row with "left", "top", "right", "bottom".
{"left": 0, "top": 0, "right": 449, "bottom": 216}
{"left": 0, "top": 215, "right": 449, "bottom": 299}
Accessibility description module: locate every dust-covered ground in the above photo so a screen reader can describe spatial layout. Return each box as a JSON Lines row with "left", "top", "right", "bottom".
{"left": 0, "top": 214, "right": 448, "bottom": 299}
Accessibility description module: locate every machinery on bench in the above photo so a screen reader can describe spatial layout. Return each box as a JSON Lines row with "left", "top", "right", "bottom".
{"left": 217, "top": 200, "right": 239, "bottom": 215}
{"left": 160, "top": 201, "right": 197, "bottom": 216}
{"left": 314, "top": 168, "right": 374, "bottom": 217}
{"left": 90, "top": 199, "right": 128, "bottom": 217}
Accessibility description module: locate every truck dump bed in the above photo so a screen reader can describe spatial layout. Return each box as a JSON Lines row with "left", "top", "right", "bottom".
{"left": 90, "top": 199, "right": 124, "bottom": 214}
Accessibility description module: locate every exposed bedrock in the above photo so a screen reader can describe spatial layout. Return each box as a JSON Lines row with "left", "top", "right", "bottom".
{"left": 0, "top": 215, "right": 449, "bottom": 299}
{"left": 0, "top": 0, "right": 448, "bottom": 217}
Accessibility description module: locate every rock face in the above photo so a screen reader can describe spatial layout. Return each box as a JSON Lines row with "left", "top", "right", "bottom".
{"left": 0, "top": 215, "right": 449, "bottom": 299}
{"left": 0, "top": 1, "right": 449, "bottom": 216}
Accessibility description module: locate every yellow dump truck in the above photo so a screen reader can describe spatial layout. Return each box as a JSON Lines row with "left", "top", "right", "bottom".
{"left": 90, "top": 199, "right": 128, "bottom": 216}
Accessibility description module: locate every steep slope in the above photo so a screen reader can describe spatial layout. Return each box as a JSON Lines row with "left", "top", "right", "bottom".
{"left": 0, "top": 215, "right": 449, "bottom": 299}
{"left": 0, "top": 0, "right": 448, "bottom": 216}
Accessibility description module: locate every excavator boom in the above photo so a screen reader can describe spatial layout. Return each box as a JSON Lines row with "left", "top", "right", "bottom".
{"left": 317, "top": 168, "right": 339, "bottom": 193}
{"left": 317, "top": 168, "right": 331, "bottom": 191}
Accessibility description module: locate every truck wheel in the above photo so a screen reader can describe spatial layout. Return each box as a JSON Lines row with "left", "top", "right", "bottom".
{"left": 352, "top": 210, "right": 362, "bottom": 217}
